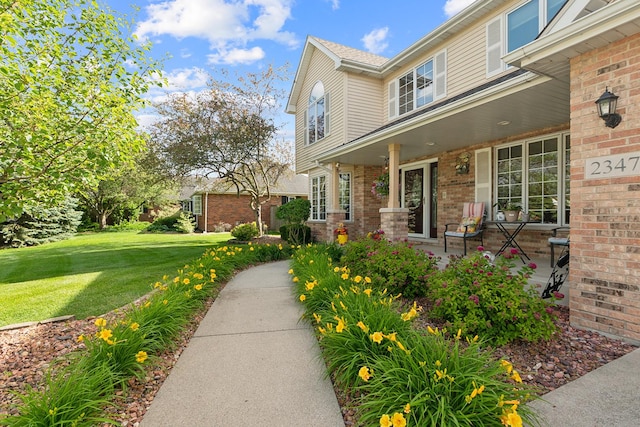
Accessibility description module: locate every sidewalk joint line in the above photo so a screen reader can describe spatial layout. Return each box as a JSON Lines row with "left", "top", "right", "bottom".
{"left": 194, "top": 326, "right": 309, "bottom": 339}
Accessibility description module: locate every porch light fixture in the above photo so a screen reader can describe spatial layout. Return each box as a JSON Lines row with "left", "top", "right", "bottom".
{"left": 595, "top": 87, "right": 622, "bottom": 128}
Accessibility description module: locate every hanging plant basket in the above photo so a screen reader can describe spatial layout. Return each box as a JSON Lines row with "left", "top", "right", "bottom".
{"left": 371, "top": 172, "right": 389, "bottom": 198}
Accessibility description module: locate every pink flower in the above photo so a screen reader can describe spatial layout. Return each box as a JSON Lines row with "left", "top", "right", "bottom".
{"left": 528, "top": 262, "right": 537, "bottom": 269}
{"left": 545, "top": 307, "right": 554, "bottom": 314}
{"left": 469, "top": 295, "right": 479, "bottom": 305}
{"left": 477, "top": 246, "right": 485, "bottom": 252}
{"left": 510, "top": 248, "right": 519, "bottom": 255}
{"left": 553, "top": 291, "right": 565, "bottom": 299}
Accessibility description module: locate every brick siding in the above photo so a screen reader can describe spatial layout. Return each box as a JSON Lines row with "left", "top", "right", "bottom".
{"left": 568, "top": 33, "right": 640, "bottom": 343}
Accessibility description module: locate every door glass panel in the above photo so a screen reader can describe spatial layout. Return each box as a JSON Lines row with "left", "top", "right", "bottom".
{"left": 404, "top": 168, "right": 424, "bottom": 234}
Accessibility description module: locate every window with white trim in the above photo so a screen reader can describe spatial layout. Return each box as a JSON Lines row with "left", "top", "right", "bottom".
{"left": 305, "top": 81, "right": 329, "bottom": 144}
{"left": 487, "top": 0, "right": 566, "bottom": 76}
{"left": 310, "top": 175, "right": 326, "bottom": 221}
{"left": 339, "top": 172, "right": 351, "bottom": 221}
{"left": 389, "top": 50, "right": 446, "bottom": 119}
{"left": 495, "top": 132, "right": 570, "bottom": 225}
{"left": 192, "top": 194, "right": 202, "bottom": 215}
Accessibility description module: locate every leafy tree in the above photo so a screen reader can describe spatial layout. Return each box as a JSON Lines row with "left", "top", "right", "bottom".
{"left": 0, "top": 0, "right": 163, "bottom": 222}
{"left": 1, "top": 197, "right": 82, "bottom": 247}
{"left": 277, "top": 198, "right": 311, "bottom": 245}
{"left": 148, "top": 66, "right": 292, "bottom": 236}
{"left": 76, "top": 150, "right": 179, "bottom": 229}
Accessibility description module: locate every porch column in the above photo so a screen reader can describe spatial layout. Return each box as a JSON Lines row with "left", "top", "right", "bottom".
{"left": 381, "top": 143, "right": 409, "bottom": 241}
{"left": 387, "top": 144, "right": 400, "bottom": 209}
{"left": 326, "top": 162, "right": 346, "bottom": 242}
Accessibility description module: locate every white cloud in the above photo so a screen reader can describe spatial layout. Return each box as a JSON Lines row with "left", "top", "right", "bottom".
{"left": 328, "top": 0, "right": 339, "bottom": 10}
{"left": 444, "top": 0, "right": 476, "bottom": 17}
{"left": 207, "top": 46, "right": 266, "bottom": 65}
{"left": 361, "top": 27, "right": 389, "bottom": 55}
{"left": 135, "top": 0, "right": 298, "bottom": 59}
{"left": 165, "top": 68, "right": 209, "bottom": 90}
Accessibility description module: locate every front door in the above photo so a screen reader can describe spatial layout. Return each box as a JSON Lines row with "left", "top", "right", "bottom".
{"left": 403, "top": 162, "right": 438, "bottom": 239}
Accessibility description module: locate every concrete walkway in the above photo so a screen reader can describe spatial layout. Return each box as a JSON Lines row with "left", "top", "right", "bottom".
{"left": 140, "top": 261, "right": 345, "bottom": 427}
{"left": 526, "top": 347, "right": 640, "bottom": 427}
{"left": 140, "top": 259, "right": 640, "bottom": 427}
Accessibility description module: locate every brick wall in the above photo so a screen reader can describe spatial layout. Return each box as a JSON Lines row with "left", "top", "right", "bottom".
{"left": 195, "top": 193, "right": 283, "bottom": 232}
{"left": 567, "top": 33, "right": 640, "bottom": 343}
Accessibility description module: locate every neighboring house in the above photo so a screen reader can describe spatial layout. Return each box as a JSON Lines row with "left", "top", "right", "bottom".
{"left": 286, "top": 0, "right": 640, "bottom": 343}
{"left": 180, "top": 174, "right": 308, "bottom": 232}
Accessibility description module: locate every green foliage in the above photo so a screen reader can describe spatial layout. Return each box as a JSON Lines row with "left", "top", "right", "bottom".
{"left": 174, "top": 212, "right": 195, "bottom": 234}
{"left": 357, "top": 330, "right": 539, "bottom": 427}
{"left": 231, "top": 222, "right": 259, "bottom": 241}
{"left": 0, "top": 0, "right": 163, "bottom": 221}
{"left": 341, "top": 239, "right": 440, "bottom": 298}
{"left": 428, "top": 249, "right": 557, "bottom": 345}
{"left": 148, "top": 65, "right": 292, "bottom": 236}
{"left": 276, "top": 198, "right": 310, "bottom": 225}
{"left": 0, "top": 363, "right": 116, "bottom": 426}
{"left": 0, "top": 198, "right": 82, "bottom": 248}
{"left": 290, "top": 244, "right": 539, "bottom": 427}
{"left": 279, "top": 224, "right": 311, "bottom": 245}
{"left": 146, "top": 212, "right": 194, "bottom": 233}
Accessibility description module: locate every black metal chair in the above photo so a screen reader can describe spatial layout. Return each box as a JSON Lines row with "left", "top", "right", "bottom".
{"left": 548, "top": 226, "right": 570, "bottom": 267}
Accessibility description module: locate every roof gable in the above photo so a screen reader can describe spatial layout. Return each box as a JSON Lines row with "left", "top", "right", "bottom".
{"left": 285, "top": 36, "right": 388, "bottom": 114}
{"left": 542, "top": 0, "right": 613, "bottom": 36}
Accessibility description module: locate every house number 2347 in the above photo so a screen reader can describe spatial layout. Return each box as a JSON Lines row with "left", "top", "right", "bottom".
{"left": 586, "top": 152, "right": 640, "bottom": 179}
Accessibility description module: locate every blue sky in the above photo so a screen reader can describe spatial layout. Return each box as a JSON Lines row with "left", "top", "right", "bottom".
{"left": 106, "top": 0, "right": 476, "bottom": 138}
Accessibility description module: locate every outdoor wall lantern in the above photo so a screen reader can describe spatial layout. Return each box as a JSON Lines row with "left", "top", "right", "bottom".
{"left": 595, "top": 87, "right": 622, "bottom": 128}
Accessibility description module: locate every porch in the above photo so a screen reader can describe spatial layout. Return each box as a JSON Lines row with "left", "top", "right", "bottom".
{"left": 409, "top": 239, "right": 569, "bottom": 307}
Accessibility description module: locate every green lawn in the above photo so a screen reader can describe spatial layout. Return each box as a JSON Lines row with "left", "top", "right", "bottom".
{"left": 0, "top": 232, "right": 231, "bottom": 327}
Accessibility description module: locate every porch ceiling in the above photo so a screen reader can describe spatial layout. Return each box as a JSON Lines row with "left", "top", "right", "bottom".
{"left": 318, "top": 74, "right": 570, "bottom": 167}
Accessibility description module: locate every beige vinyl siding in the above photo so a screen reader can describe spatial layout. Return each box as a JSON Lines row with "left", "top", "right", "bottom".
{"left": 381, "top": 0, "right": 523, "bottom": 125}
{"left": 345, "top": 73, "right": 384, "bottom": 142}
{"left": 295, "top": 48, "right": 345, "bottom": 172}
{"left": 447, "top": 24, "right": 487, "bottom": 94}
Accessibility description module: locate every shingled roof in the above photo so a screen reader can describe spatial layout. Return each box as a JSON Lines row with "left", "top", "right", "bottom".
{"left": 310, "top": 36, "right": 389, "bottom": 68}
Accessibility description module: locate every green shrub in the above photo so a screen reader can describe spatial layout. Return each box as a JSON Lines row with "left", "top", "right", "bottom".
{"left": 174, "top": 212, "right": 195, "bottom": 233}
{"left": 146, "top": 215, "right": 178, "bottom": 232}
{"left": 279, "top": 224, "right": 311, "bottom": 245}
{"left": 290, "top": 244, "right": 539, "bottom": 427}
{"left": 1, "top": 363, "right": 116, "bottom": 426}
{"left": 341, "top": 239, "right": 440, "bottom": 298}
{"left": 428, "top": 248, "right": 557, "bottom": 345}
{"left": 1, "top": 197, "right": 82, "bottom": 248}
{"left": 276, "top": 198, "right": 310, "bottom": 225}
{"left": 356, "top": 329, "right": 539, "bottom": 427}
{"left": 230, "top": 222, "right": 259, "bottom": 241}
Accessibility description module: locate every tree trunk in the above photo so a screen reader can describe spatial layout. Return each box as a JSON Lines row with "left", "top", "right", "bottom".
{"left": 98, "top": 212, "right": 108, "bottom": 229}
{"left": 255, "top": 205, "right": 264, "bottom": 236}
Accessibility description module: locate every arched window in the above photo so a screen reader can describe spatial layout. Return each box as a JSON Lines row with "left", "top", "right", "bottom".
{"left": 306, "top": 81, "right": 329, "bottom": 144}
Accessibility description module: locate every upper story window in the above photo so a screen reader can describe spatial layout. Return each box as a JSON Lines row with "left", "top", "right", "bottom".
{"left": 305, "top": 81, "right": 330, "bottom": 145}
{"left": 389, "top": 50, "right": 446, "bottom": 119}
{"left": 487, "top": 0, "right": 565, "bottom": 76}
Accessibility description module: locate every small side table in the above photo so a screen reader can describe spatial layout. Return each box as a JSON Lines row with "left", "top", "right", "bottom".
{"left": 488, "top": 221, "right": 532, "bottom": 263}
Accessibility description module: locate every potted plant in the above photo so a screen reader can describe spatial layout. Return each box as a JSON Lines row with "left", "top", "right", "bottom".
{"left": 334, "top": 223, "right": 348, "bottom": 245}
{"left": 503, "top": 201, "right": 521, "bottom": 222}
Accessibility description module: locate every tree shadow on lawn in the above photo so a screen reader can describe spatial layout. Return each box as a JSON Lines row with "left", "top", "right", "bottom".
{"left": 0, "top": 235, "right": 223, "bottom": 325}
